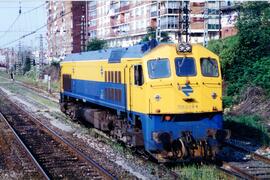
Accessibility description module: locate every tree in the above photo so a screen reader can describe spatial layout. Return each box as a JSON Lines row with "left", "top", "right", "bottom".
{"left": 208, "top": 2, "right": 270, "bottom": 96}
{"left": 86, "top": 38, "right": 107, "bottom": 51}
{"left": 141, "top": 27, "right": 171, "bottom": 42}
{"left": 22, "top": 50, "right": 32, "bottom": 75}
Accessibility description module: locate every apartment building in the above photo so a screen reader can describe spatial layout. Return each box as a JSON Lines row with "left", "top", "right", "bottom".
{"left": 47, "top": 1, "right": 86, "bottom": 59}
{"left": 87, "top": 0, "right": 230, "bottom": 47}
{"left": 221, "top": 2, "right": 238, "bottom": 38}
{"left": 47, "top": 0, "right": 236, "bottom": 58}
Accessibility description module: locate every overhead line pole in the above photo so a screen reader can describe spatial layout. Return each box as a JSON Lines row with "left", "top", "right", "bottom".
{"left": 39, "top": 34, "right": 44, "bottom": 71}
{"left": 183, "top": 1, "right": 189, "bottom": 43}
{"left": 219, "top": 0, "right": 222, "bottom": 39}
{"left": 178, "top": 0, "right": 184, "bottom": 43}
{"left": 203, "top": 0, "right": 209, "bottom": 47}
{"left": 156, "top": 0, "right": 161, "bottom": 42}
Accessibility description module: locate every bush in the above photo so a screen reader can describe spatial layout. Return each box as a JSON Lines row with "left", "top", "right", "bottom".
{"left": 224, "top": 115, "right": 270, "bottom": 145}
{"left": 50, "top": 60, "right": 60, "bottom": 68}
{"left": 248, "top": 56, "right": 270, "bottom": 93}
{"left": 87, "top": 38, "right": 107, "bottom": 51}
{"left": 24, "top": 67, "right": 38, "bottom": 81}
{"left": 208, "top": 2, "right": 270, "bottom": 98}
{"left": 223, "top": 96, "right": 233, "bottom": 108}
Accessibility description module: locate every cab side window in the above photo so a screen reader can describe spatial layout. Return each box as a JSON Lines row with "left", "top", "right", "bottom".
{"left": 200, "top": 58, "right": 219, "bottom": 77}
{"left": 134, "top": 65, "right": 144, "bottom": 86}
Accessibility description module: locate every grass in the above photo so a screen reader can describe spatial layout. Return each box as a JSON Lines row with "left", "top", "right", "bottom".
{"left": 0, "top": 76, "right": 8, "bottom": 82}
{"left": 224, "top": 115, "right": 270, "bottom": 145}
{"left": 0, "top": 82, "right": 58, "bottom": 109}
{"left": 173, "top": 165, "right": 229, "bottom": 180}
{"left": 0, "top": 70, "right": 9, "bottom": 79}
{"left": 0, "top": 70, "right": 59, "bottom": 93}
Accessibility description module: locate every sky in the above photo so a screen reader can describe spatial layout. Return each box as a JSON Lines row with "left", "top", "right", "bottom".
{"left": 0, "top": 0, "right": 47, "bottom": 50}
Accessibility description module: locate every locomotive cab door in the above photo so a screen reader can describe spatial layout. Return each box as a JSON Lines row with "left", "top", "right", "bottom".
{"left": 199, "top": 57, "right": 223, "bottom": 112}
{"left": 128, "top": 63, "right": 146, "bottom": 114}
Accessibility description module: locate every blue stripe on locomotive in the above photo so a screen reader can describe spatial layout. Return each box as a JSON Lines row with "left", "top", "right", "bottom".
{"left": 63, "top": 79, "right": 126, "bottom": 111}
{"left": 137, "top": 113, "right": 223, "bottom": 151}
{"left": 62, "top": 78, "right": 223, "bottom": 152}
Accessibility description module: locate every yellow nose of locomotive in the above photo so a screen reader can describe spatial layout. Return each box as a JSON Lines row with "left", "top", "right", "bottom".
{"left": 144, "top": 44, "right": 222, "bottom": 115}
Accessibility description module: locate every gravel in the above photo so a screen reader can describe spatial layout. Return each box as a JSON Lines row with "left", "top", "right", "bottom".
{"left": 0, "top": 78, "right": 176, "bottom": 179}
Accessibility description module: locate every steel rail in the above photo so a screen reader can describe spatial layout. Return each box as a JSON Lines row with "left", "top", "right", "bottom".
{"left": 2, "top": 92, "right": 116, "bottom": 180}
{"left": 217, "top": 165, "right": 243, "bottom": 179}
{"left": 220, "top": 140, "right": 270, "bottom": 180}
{"left": 0, "top": 112, "right": 50, "bottom": 180}
{"left": 224, "top": 141, "right": 270, "bottom": 165}
{"left": 221, "top": 161, "right": 257, "bottom": 180}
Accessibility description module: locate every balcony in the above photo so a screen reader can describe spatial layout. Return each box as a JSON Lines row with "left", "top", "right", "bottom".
{"left": 208, "top": 24, "right": 220, "bottom": 30}
{"left": 110, "top": 18, "right": 119, "bottom": 27}
{"left": 161, "top": 23, "right": 179, "bottom": 29}
{"left": 88, "top": 5, "right": 97, "bottom": 10}
{"left": 120, "top": 4, "right": 130, "bottom": 11}
{"left": 191, "top": 17, "right": 204, "bottom": 23}
{"left": 191, "top": 23, "right": 204, "bottom": 30}
{"left": 192, "top": 2, "right": 205, "bottom": 7}
{"left": 151, "top": 11, "right": 157, "bottom": 17}
{"left": 208, "top": 9, "right": 220, "bottom": 15}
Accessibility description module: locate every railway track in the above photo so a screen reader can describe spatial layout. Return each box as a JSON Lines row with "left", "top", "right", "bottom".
{"left": 0, "top": 90, "right": 115, "bottom": 180}
{"left": 0, "top": 79, "right": 182, "bottom": 179}
{"left": 0, "top": 112, "right": 49, "bottom": 179}
{"left": 4, "top": 76, "right": 270, "bottom": 179}
{"left": 219, "top": 140, "right": 270, "bottom": 179}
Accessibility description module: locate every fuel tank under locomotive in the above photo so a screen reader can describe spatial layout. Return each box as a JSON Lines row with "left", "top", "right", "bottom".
{"left": 61, "top": 102, "right": 145, "bottom": 147}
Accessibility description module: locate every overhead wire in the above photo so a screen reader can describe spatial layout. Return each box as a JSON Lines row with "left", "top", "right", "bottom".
{"left": 1, "top": 10, "right": 73, "bottom": 48}
{"left": 22, "top": 2, "right": 46, "bottom": 15}
{"left": 0, "top": 2, "right": 46, "bottom": 41}
{"left": 0, "top": 14, "right": 20, "bottom": 40}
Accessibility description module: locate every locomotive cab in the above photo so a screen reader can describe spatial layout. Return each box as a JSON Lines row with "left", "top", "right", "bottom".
{"left": 128, "top": 43, "right": 228, "bottom": 161}
{"left": 143, "top": 43, "right": 222, "bottom": 114}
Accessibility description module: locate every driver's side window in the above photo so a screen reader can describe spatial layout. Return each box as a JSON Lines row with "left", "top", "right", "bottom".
{"left": 134, "top": 65, "right": 144, "bottom": 86}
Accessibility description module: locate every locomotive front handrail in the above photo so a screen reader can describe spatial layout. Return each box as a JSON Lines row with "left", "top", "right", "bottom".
{"left": 150, "top": 83, "right": 173, "bottom": 88}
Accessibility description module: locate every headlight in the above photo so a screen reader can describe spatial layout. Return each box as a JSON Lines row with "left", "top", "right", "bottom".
{"left": 211, "top": 92, "right": 217, "bottom": 99}
{"left": 177, "top": 43, "right": 192, "bottom": 53}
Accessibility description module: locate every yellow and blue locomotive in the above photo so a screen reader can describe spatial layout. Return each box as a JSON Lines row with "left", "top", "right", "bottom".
{"left": 60, "top": 41, "right": 229, "bottom": 161}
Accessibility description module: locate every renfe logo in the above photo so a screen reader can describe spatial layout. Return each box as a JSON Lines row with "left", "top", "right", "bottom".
{"left": 182, "top": 84, "right": 193, "bottom": 96}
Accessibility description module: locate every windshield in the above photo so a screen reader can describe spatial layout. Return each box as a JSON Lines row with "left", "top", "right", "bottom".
{"left": 200, "top": 58, "right": 219, "bottom": 77}
{"left": 147, "top": 58, "right": 171, "bottom": 79}
{"left": 175, "top": 57, "right": 196, "bottom": 76}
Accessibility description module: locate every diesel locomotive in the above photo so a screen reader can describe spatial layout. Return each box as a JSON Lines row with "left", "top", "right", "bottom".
{"left": 60, "top": 41, "right": 229, "bottom": 162}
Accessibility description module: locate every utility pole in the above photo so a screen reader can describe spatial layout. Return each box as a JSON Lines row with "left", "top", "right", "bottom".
{"left": 39, "top": 34, "right": 44, "bottom": 71}
{"left": 156, "top": 0, "right": 161, "bottom": 42}
{"left": 203, "top": 0, "right": 209, "bottom": 47}
{"left": 17, "top": 41, "right": 22, "bottom": 75}
{"left": 5, "top": 50, "right": 9, "bottom": 73}
{"left": 219, "top": 0, "right": 222, "bottom": 39}
{"left": 11, "top": 48, "right": 15, "bottom": 70}
{"left": 30, "top": 40, "right": 34, "bottom": 69}
{"left": 19, "top": 0, "right": 21, "bottom": 14}
{"left": 15, "top": 1, "right": 22, "bottom": 75}
{"left": 178, "top": 1, "right": 190, "bottom": 44}
{"left": 85, "top": 0, "right": 88, "bottom": 50}
{"left": 183, "top": 1, "right": 190, "bottom": 43}
{"left": 178, "top": 0, "right": 184, "bottom": 43}
{"left": 81, "top": 15, "right": 86, "bottom": 52}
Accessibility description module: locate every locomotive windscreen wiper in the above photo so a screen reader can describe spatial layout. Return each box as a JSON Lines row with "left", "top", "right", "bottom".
{"left": 151, "top": 57, "right": 160, "bottom": 72}
{"left": 177, "top": 56, "right": 186, "bottom": 74}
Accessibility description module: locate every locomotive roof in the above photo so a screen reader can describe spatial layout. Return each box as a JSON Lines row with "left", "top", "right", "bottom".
{"left": 63, "top": 40, "right": 168, "bottom": 63}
